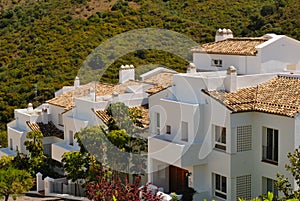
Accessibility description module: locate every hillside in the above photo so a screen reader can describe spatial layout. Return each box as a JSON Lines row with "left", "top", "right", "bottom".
{"left": 0, "top": 0, "right": 300, "bottom": 145}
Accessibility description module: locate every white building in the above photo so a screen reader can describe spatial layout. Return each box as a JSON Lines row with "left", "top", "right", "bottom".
{"left": 147, "top": 29, "right": 300, "bottom": 200}
{"left": 0, "top": 65, "right": 176, "bottom": 163}
{"left": 192, "top": 29, "right": 300, "bottom": 74}
{"left": 148, "top": 66, "right": 300, "bottom": 200}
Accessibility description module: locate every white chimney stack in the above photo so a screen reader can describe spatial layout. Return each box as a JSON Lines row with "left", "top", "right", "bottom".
{"left": 224, "top": 66, "right": 237, "bottom": 93}
{"left": 89, "top": 87, "right": 96, "bottom": 101}
{"left": 74, "top": 76, "right": 80, "bottom": 88}
{"left": 187, "top": 63, "right": 197, "bottom": 73}
{"left": 215, "top": 28, "right": 233, "bottom": 42}
{"left": 27, "top": 103, "right": 33, "bottom": 113}
{"left": 119, "top": 64, "right": 135, "bottom": 84}
{"left": 41, "top": 105, "right": 48, "bottom": 124}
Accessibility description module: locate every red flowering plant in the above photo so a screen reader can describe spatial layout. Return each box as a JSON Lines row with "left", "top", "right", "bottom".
{"left": 85, "top": 163, "right": 163, "bottom": 201}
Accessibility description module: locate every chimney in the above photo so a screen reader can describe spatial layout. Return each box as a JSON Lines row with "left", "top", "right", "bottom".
{"left": 27, "top": 103, "right": 33, "bottom": 113}
{"left": 215, "top": 28, "right": 233, "bottom": 42}
{"left": 224, "top": 66, "right": 237, "bottom": 93}
{"left": 74, "top": 76, "right": 80, "bottom": 88}
{"left": 41, "top": 105, "right": 48, "bottom": 124}
{"left": 89, "top": 87, "right": 96, "bottom": 101}
{"left": 187, "top": 63, "right": 197, "bottom": 73}
{"left": 119, "top": 64, "right": 135, "bottom": 84}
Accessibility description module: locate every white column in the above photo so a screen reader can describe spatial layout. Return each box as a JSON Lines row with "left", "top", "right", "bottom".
{"left": 44, "top": 177, "right": 54, "bottom": 196}
{"left": 36, "top": 172, "right": 44, "bottom": 192}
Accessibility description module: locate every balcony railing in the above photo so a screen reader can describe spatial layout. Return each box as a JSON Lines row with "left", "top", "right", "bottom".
{"left": 262, "top": 145, "right": 278, "bottom": 165}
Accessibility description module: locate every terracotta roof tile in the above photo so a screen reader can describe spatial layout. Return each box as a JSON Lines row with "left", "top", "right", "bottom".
{"left": 94, "top": 105, "right": 149, "bottom": 128}
{"left": 47, "top": 71, "right": 175, "bottom": 110}
{"left": 47, "top": 83, "right": 115, "bottom": 110}
{"left": 192, "top": 38, "right": 268, "bottom": 56}
{"left": 27, "top": 121, "right": 64, "bottom": 139}
{"left": 145, "top": 72, "right": 175, "bottom": 94}
{"left": 204, "top": 76, "right": 300, "bottom": 117}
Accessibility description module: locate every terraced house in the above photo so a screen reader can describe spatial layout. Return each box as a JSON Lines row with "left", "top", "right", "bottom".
{"left": 0, "top": 66, "right": 176, "bottom": 163}
{"left": 1, "top": 29, "right": 300, "bottom": 200}
{"left": 147, "top": 30, "right": 300, "bottom": 200}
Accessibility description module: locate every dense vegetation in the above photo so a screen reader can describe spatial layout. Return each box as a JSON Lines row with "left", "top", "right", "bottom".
{"left": 1, "top": 0, "right": 300, "bottom": 145}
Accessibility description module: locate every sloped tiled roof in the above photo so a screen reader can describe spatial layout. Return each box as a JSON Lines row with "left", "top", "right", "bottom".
{"left": 192, "top": 38, "right": 268, "bottom": 56}
{"left": 47, "top": 71, "right": 175, "bottom": 110}
{"left": 144, "top": 72, "right": 175, "bottom": 95}
{"left": 94, "top": 105, "right": 149, "bottom": 128}
{"left": 94, "top": 110, "right": 110, "bottom": 125}
{"left": 27, "top": 121, "right": 64, "bottom": 139}
{"left": 47, "top": 83, "right": 115, "bottom": 110}
{"left": 203, "top": 76, "right": 300, "bottom": 117}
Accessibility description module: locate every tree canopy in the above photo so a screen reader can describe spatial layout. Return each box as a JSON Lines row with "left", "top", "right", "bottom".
{"left": 0, "top": 166, "right": 34, "bottom": 201}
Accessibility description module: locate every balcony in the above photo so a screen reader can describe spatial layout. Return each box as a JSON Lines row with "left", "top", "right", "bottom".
{"left": 262, "top": 145, "right": 278, "bottom": 165}
{"left": 148, "top": 135, "right": 207, "bottom": 168}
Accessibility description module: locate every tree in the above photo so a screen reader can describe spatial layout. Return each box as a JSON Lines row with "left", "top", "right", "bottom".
{"left": 0, "top": 167, "right": 34, "bottom": 201}
{"left": 0, "top": 156, "right": 14, "bottom": 169}
{"left": 276, "top": 146, "right": 300, "bottom": 200}
{"left": 0, "top": 130, "right": 8, "bottom": 148}
{"left": 24, "top": 130, "right": 45, "bottom": 174}
{"left": 62, "top": 151, "right": 93, "bottom": 196}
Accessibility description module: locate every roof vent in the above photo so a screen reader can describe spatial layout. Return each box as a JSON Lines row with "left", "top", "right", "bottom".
{"left": 215, "top": 28, "right": 234, "bottom": 42}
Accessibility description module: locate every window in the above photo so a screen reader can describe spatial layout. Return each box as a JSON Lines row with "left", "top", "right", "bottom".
{"left": 9, "top": 138, "right": 13, "bottom": 150}
{"left": 166, "top": 125, "right": 171, "bottom": 134}
{"left": 215, "top": 126, "right": 226, "bottom": 151}
{"left": 69, "top": 130, "right": 74, "bottom": 146}
{"left": 262, "top": 177, "right": 278, "bottom": 197}
{"left": 58, "top": 113, "right": 63, "bottom": 126}
{"left": 211, "top": 59, "right": 223, "bottom": 67}
{"left": 262, "top": 127, "right": 278, "bottom": 164}
{"left": 214, "top": 173, "right": 227, "bottom": 199}
{"left": 181, "top": 121, "right": 188, "bottom": 142}
{"left": 155, "top": 113, "right": 160, "bottom": 135}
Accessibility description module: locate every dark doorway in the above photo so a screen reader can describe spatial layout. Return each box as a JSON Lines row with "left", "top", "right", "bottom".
{"left": 169, "top": 165, "right": 189, "bottom": 194}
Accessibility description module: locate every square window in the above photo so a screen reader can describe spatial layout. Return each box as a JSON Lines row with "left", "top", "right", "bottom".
{"left": 211, "top": 59, "right": 223, "bottom": 67}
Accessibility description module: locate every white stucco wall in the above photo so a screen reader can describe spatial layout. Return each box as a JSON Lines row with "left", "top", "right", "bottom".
{"left": 48, "top": 105, "right": 65, "bottom": 129}
{"left": 258, "top": 36, "right": 300, "bottom": 73}
{"left": 193, "top": 53, "right": 259, "bottom": 75}
{"left": 231, "top": 112, "right": 296, "bottom": 197}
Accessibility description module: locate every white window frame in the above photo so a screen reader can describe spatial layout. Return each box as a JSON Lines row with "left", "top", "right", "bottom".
{"left": 262, "top": 177, "right": 278, "bottom": 197}
{"left": 214, "top": 173, "right": 227, "bottom": 200}
{"left": 215, "top": 125, "right": 226, "bottom": 151}
{"left": 211, "top": 59, "right": 223, "bottom": 67}
{"left": 262, "top": 127, "right": 278, "bottom": 164}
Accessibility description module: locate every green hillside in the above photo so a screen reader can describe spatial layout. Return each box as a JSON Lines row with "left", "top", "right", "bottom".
{"left": 0, "top": 0, "right": 300, "bottom": 144}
